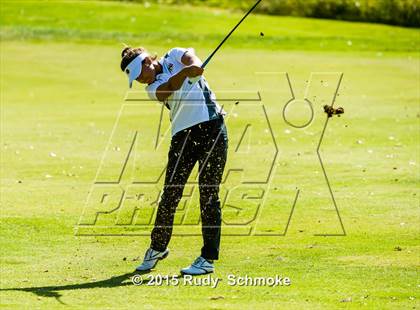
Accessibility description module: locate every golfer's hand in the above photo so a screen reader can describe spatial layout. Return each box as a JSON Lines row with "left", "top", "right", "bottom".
{"left": 184, "top": 65, "right": 204, "bottom": 78}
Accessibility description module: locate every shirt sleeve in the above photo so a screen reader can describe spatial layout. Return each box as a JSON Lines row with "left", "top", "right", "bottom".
{"left": 168, "top": 47, "right": 192, "bottom": 65}
{"left": 146, "top": 73, "right": 171, "bottom": 100}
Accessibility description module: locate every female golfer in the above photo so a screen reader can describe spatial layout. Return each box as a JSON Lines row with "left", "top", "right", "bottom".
{"left": 120, "top": 46, "right": 228, "bottom": 275}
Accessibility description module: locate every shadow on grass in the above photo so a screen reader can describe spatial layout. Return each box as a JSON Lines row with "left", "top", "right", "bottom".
{"left": 0, "top": 270, "right": 152, "bottom": 304}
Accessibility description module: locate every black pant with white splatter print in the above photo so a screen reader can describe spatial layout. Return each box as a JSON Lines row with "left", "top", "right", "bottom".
{"left": 151, "top": 114, "right": 228, "bottom": 260}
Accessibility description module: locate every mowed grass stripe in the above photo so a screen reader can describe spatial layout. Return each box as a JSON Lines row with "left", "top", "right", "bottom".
{"left": 0, "top": 0, "right": 419, "bottom": 52}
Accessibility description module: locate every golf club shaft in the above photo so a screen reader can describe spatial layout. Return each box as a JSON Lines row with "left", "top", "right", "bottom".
{"left": 201, "top": 0, "right": 263, "bottom": 69}
{"left": 183, "top": 0, "right": 262, "bottom": 101}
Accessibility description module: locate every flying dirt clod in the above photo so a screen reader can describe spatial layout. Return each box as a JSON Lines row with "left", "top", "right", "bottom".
{"left": 324, "top": 105, "right": 344, "bottom": 118}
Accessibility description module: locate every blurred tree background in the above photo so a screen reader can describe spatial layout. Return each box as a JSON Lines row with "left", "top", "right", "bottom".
{"left": 118, "top": 0, "right": 420, "bottom": 27}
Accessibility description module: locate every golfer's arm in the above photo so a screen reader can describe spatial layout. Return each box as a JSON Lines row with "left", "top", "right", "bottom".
{"left": 181, "top": 50, "right": 202, "bottom": 67}
{"left": 155, "top": 49, "right": 202, "bottom": 102}
{"left": 155, "top": 69, "right": 189, "bottom": 102}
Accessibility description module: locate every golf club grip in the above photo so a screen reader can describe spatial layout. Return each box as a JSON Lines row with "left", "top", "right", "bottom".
{"left": 201, "top": 0, "right": 262, "bottom": 69}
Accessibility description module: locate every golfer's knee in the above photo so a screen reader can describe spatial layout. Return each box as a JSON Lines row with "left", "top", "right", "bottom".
{"left": 159, "top": 188, "right": 184, "bottom": 209}
{"left": 200, "top": 194, "right": 219, "bottom": 206}
{"left": 200, "top": 196, "right": 221, "bottom": 212}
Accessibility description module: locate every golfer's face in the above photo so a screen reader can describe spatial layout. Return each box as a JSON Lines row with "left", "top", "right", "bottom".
{"left": 136, "top": 57, "right": 155, "bottom": 85}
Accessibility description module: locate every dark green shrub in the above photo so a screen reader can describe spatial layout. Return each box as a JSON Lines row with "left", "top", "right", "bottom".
{"left": 120, "top": 0, "right": 420, "bottom": 27}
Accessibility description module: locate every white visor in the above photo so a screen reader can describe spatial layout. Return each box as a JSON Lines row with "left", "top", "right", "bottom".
{"left": 124, "top": 53, "right": 148, "bottom": 88}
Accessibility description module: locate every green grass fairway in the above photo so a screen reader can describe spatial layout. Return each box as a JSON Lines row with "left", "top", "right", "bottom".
{"left": 1, "top": 1, "right": 419, "bottom": 309}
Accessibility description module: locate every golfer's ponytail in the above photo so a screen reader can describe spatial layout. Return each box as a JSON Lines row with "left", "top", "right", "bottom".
{"left": 121, "top": 47, "right": 131, "bottom": 58}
